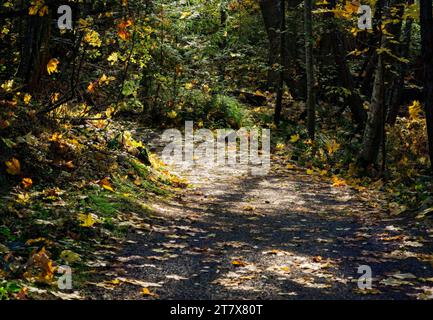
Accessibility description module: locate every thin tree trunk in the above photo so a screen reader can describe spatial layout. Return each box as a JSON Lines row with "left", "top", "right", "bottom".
{"left": 387, "top": 10, "right": 413, "bottom": 124}
{"left": 260, "top": 0, "right": 304, "bottom": 99}
{"left": 359, "top": 0, "right": 386, "bottom": 168}
{"left": 328, "top": 0, "right": 366, "bottom": 127}
{"left": 275, "top": 0, "right": 286, "bottom": 125}
{"left": 218, "top": 2, "right": 228, "bottom": 83}
{"left": 305, "top": 0, "right": 315, "bottom": 139}
{"left": 360, "top": 55, "right": 385, "bottom": 166}
{"left": 259, "top": 0, "right": 282, "bottom": 90}
{"left": 420, "top": 0, "right": 433, "bottom": 170}
{"left": 18, "top": 14, "right": 51, "bottom": 92}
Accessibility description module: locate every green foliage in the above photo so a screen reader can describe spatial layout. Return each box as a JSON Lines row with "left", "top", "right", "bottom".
{"left": 209, "top": 94, "right": 252, "bottom": 128}
{"left": 0, "top": 281, "right": 22, "bottom": 300}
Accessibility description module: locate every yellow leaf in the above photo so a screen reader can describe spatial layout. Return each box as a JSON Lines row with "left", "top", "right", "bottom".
{"left": 51, "top": 92, "right": 60, "bottom": 103}
{"left": 49, "top": 132, "right": 63, "bottom": 142}
{"left": 1, "top": 80, "right": 14, "bottom": 92}
{"left": 133, "top": 177, "right": 142, "bottom": 186}
{"left": 180, "top": 11, "right": 191, "bottom": 19}
{"left": 38, "top": 5, "right": 48, "bottom": 16}
{"left": 345, "top": 2, "right": 360, "bottom": 15}
{"left": 5, "top": 158, "right": 21, "bottom": 175}
{"left": 107, "top": 52, "right": 119, "bottom": 65}
{"left": 306, "top": 169, "right": 314, "bottom": 175}
{"left": 60, "top": 250, "right": 81, "bottom": 264}
{"left": 409, "top": 100, "right": 422, "bottom": 120}
{"left": 16, "top": 192, "right": 30, "bottom": 204}
{"left": 29, "top": 5, "right": 39, "bottom": 15}
{"left": 142, "top": 287, "right": 158, "bottom": 297}
{"left": 99, "top": 177, "right": 115, "bottom": 192}
{"left": 23, "top": 93, "right": 32, "bottom": 105}
{"left": 242, "top": 205, "right": 256, "bottom": 212}
{"left": 78, "top": 213, "right": 97, "bottom": 227}
{"left": 98, "top": 74, "right": 115, "bottom": 86}
{"left": 331, "top": 176, "right": 346, "bottom": 187}
{"left": 185, "top": 82, "right": 194, "bottom": 90}
{"left": 290, "top": 134, "right": 300, "bottom": 143}
{"left": 31, "top": 247, "right": 55, "bottom": 282}
{"left": 84, "top": 30, "right": 102, "bottom": 47}
{"left": 326, "top": 139, "right": 341, "bottom": 155}
{"left": 167, "top": 110, "right": 178, "bottom": 119}
{"left": 231, "top": 260, "right": 247, "bottom": 267}
{"left": 275, "top": 143, "right": 285, "bottom": 151}
{"left": 26, "top": 237, "right": 51, "bottom": 246}
{"left": 47, "top": 58, "right": 59, "bottom": 75}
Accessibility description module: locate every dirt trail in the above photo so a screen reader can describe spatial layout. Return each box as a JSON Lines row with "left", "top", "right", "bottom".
{"left": 88, "top": 132, "right": 433, "bottom": 300}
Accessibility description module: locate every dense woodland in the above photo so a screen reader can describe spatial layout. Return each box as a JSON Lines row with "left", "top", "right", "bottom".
{"left": 1, "top": 0, "right": 433, "bottom": 300}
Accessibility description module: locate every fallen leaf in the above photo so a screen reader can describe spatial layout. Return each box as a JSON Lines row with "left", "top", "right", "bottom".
{"left": 60, "top": 250, "right": 81, "bottom": 264}
{"left": 99, "top": 177, "right": 115, "bottom": 192}
{"left": 142, "top": 287, "right": 159, "bottom": 298}
{"left": 78, "top": 213, "right": 98, "bottom": 228}
{"left": 232, "top": 260, "right": 248, "bottom": 267}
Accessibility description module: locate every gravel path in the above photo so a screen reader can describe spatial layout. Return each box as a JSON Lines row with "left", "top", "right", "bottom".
{"left": 87, "top": 133, "right": 433, "bottom": 300}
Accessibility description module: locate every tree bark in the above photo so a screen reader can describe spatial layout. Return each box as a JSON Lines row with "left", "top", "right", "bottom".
{"left": 259, "top": 0, "right": 304, "bottom": 99}
{"left": 360, "top": 55, "right": 385, "bottom": 166}
{"left": 420, "top": 0, "right": 433, "bottom": 170}
{"left": 305, "top": 0, "right": 315, "bottom": 139}
{"left": 259, "top": 0, "right": 282, "bottom": 90}
{"left": 275, "top": 0, "right": 286, "bottom": 125}
{"left": 359, "top": 0, "right": 386, "bottom": 167}
{"left": 387, "top": 6, "right": 413, "bottom": 124}
{"left": 328, "top": 0, "right": 367, "bottom": 127}
{"left": 18, "top": 14, "right": 51, "bottom": 92}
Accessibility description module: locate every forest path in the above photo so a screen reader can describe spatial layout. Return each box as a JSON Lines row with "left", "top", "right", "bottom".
{"left": 88, "top": 131, "right": 433, "bottom": 300}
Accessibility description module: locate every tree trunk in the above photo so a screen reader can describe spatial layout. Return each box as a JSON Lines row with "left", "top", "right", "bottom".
{"left": 420, "top": 0, "right": 433, "bottom": 170}
{"left": 305, "top": 0, "right": 315, "bottom": 139}
{"left": 359, "top": 0, "right": 386, "bottom": 167}
{"left": 18, "top": 14, "right": 51, "bottom": 92}
{"left": 218, "top": 2, "right": 228, "bottom": 83}
{"left": 275, "top": 0, "right": 286, "bottom": 125}
{"left": 259, "top": 0, "right": 282, "bottom": 90}
{"left": 387, "top": 6, "right": 413, "bottom": 124}
{"left": 360, "top": 55, "right": 385, "bottom": 166}
{"left": 328, "top": 0, "right": 366, "bottom": 127}
{"left": 259, "top": 0, "right": 304, "bottom": 99}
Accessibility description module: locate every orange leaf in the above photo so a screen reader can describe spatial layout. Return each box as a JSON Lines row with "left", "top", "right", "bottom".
{"left": 331, "top": 176, "right": 346, "bottom": 187}
{"left": 22, "top": 178, "right": 33, "bottom": 189}
{"left": 231, "top": 260, "right": 247, "bottom": 267}
{"left": 117, "top": 19, "right": 133, "bottom": 41}
{"left": 142, "top": 287, "right": 158, "bottom": 297}
{"left": 5, "top": 158, "right": 21, "bottom": 175}
{"left": 47, "top": 58, "right": 59, "bottom": 75}
{"left": 87, "top": 82, "right": 95, "bottom": 93}
{"left": 99, "top": 177, "right": 115, "bottom": 192}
